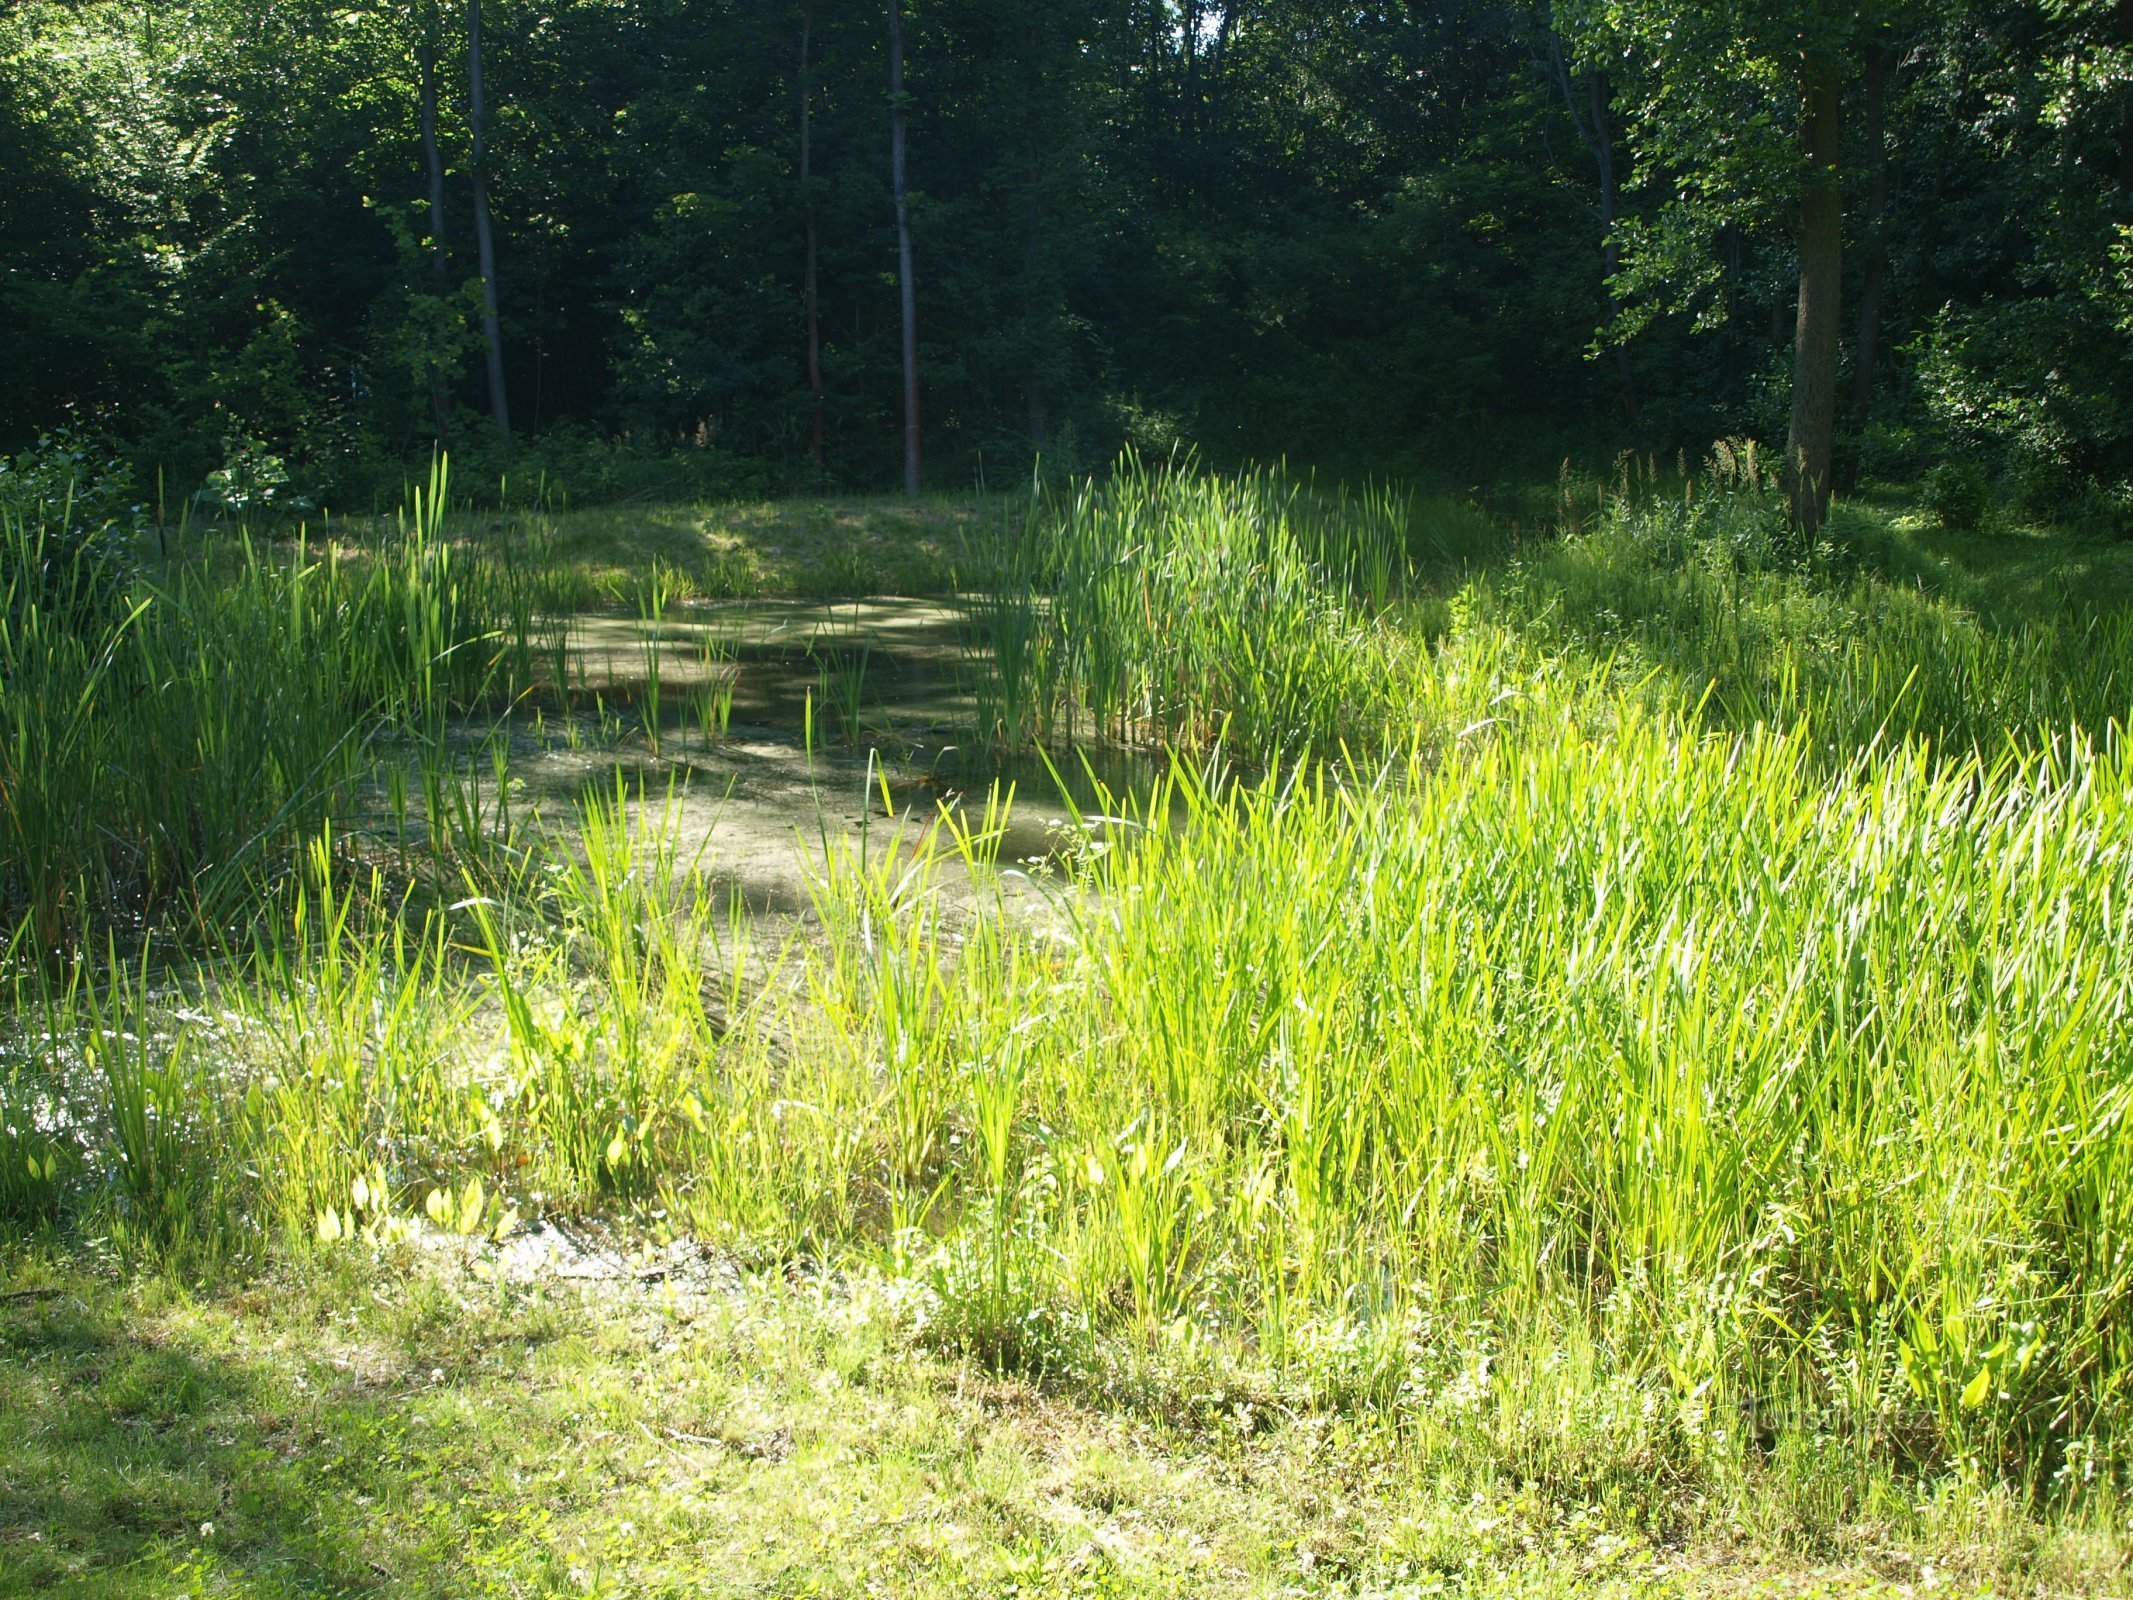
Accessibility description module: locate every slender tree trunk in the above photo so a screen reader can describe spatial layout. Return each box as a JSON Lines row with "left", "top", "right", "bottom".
{"left": 1204, "top": 0, "right": 1237, "bottom": 207}
{"left": 2119, "top": 0, "right": 2133, "bottom": 190}
{"left": 1022, "top": 160, "right": 1051, "bottom": 451}
{"left": 1785, "top": 53, "right": 1842, "bottom": 534}
{"left": 1588, "top": 74, "right": 1638, "bottom": 424}
{"left": 1551, "top": 37, "right": 1638, "bottom": 424}
{"left": 1180, "top": 0, "right": 1200, "bottom": 155}
{"left": 419, "top": 0, "right": 452, "bottom": 440}
{"left": 889, "top": 0, "right": 919, "bottom": 495}
{"left": 801, "top": 0, "right": 825, "bottom": 470}
{"left": 1851, "top": 39, "right": 1891, "bottom": 418}
{"left": 468, "top": 0, "right": 509, "bottom": 438}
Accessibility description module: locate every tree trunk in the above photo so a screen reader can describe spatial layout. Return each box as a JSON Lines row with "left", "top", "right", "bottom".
{"left": 419, "top": 0, "right": 452, "bottom": 440}
{"left": 1851, "top": 38, "right": 1890, "bottom": 418}
{"left": 1588, "top": 73, "right": 1638, "bottom": 424}
{"left": 468, "top": 0, "right": 509, "bottom": 438}
{"left": 889, "top": 0, "right": 919, "bottom": 495}
{"left": 2119, "top": 0, "right": 2133, "bottom": 191}
{"left": 1550, "top": 36, "right": 1638, "bottom": 424}
{"left": 1206, "top": 1, "right": 1237, "bottom": 176}
{"left": 1180, "top": 0, "right": 1200, "bottom": 155}
{"left": 1785, "top": 53, "right": 1842, "bottom": 535}
{"left": 801, "top": 0, "right": 825, "bottom": 470}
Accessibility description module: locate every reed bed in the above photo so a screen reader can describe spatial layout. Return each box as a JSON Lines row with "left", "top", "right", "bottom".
{"left": 959, "top": 456, "right": 1455, "bottom": 755}
{"left": 0, "top": 462, "right": 565, "bottom": 961}
{"left": 784, "top": 719, "right": 2133, "bottom": 1501}
{"left": 3, "top": 455, "right": 2131, "bottom": 1528}
{"left": 960, "top": 454, "right": 2133, "bottom": 766}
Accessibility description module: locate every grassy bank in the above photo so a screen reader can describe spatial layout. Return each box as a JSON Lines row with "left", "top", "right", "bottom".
{"left": 4, "top": 456, "right": 2132, "bottom": 1593}
{"left": 7, "top": 1251, "right": 2119, "bottom": 1598}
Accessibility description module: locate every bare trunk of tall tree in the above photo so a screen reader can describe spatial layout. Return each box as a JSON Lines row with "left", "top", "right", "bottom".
{"left": 468, "top": 0, "right": 509, "bottom": 438}
{"left": 1588, "top": 75, "right": 1638, "bottom": 424}
{"left": 1023, "top": 159, "right": 1050, "bottom": 451}
{"left": 419, "top": 0, "right": 452, "bottom": 440}
{"left": 2118, "top": 0, "right": 2133, "bottom": 190}
{"left": 1180, "top": 0, "right": 1200, "bottom": 153}
{"left": 1551, "top": 37, "right": 1638, "bottom": 424}
{"left": 1204, "top": 0, "right": 1238, "bottom": 206}
{"left": 1785, "top": 54, "right": 1842, "bottom": 535}
{"left": 1851, "top": 39, "right": 1891, "bottom": 418}
{"left": 800, "top": 0, "right": 824, "bottom": 470}
{"left": 889, "top": 0, "right": 919, "bottom": 495}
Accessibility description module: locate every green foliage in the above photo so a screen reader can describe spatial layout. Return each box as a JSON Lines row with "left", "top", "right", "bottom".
{"left": 0, "top": 462, "right": 564, "bottom": 959}
{"left": 5, "top": 458, "right": 2133, "bottom": 1545}
{"left": 0, "top": 431, "right": 144, "bottom": 533}
{"left": 961, "top": 456, "right": 1443, "bottom": 757}
{"left": 1915, "top": 299, "right": 2133, "bottom": 527}
{"left": 0, "top": 435, "right": 145, "bottom": 634}
{"left": 9, "top": 0, "right": 2133, "bottom": 509}
{"left": 1922, "top": 459, "right": 1992, "bottom": 532}
{"left": 0, "top": 1021, "right": 77, "bottom": 1227}
{"left": 0, "top": 0, "right": 1629, "bottom": 491}
{"left": 196, "top": 436, "right": 299, "bottom": 521}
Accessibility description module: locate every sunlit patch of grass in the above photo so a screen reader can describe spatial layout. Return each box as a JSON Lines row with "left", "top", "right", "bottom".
{"left": 396, "top": 494, "right": 1011, "bottom": 609}
{"left": 2, "top": 1251, "right": 2117, "bottom": 1597}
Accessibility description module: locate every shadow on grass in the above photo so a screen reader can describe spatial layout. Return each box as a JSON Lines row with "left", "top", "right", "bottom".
{"left": 1, "top": 1286, "right": 419, "bottom": 1597}
{"left": 1415, "top": 496, "right": 2133, "bottom": 755}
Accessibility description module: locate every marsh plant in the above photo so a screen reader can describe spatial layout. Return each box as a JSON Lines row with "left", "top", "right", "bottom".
{"left": 960, "top": 455, "right": 1480, "bottom": 757}
{"left": 637, "top": 559, "right": 678, "bottom": 752}
{"left": 692, "top": 624, "right": 739, "bottom": 748}
{"left": 5, "top": 456, "right": 2133, "bottom": 1541}
{"left": 809, "top": 616, "right": 873, "bottom": 747}
{"left": 0, "top": 458, "right": 567, "bottom": 961}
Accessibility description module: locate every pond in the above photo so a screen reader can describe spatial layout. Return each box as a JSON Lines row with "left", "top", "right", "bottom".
{"left": 375, "top": 598, "right": 1180, "bottom": 927}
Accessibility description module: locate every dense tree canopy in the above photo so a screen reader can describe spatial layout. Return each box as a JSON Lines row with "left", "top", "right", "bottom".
{"left": 1, "top": 0, "right": 2129, "bottom": 518}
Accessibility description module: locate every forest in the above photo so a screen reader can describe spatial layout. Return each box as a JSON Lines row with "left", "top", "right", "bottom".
{"left": 5, "top": 4, "right": 2133, "bottom": 1598}
{"left": 3, "top": 0, "right": 2132, "bottom": 517}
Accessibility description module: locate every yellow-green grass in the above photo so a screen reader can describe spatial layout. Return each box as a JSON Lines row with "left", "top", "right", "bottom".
{"left": 2, "top": 1250, "right": 2118, "bottom": 1598}
{"left": 312, "top": 493, "right": 1015, "bottom": 610}
{"left": 6, "top": 457, "right": 2133, "bottom": 1590}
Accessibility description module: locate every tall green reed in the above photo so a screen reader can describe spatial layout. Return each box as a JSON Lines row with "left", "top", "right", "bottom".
{"left": 960, "top": 454, "right": 1436, "bottom": 758}
{"left": 759, "top": 702, "right": 2133, "bottom": 1497}
{"left": 0, "top": 457, "right": 564, "bottom": 960}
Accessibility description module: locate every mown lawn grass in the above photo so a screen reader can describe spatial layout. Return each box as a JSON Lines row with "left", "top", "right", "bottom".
{"left": 2, "top": 1249, "right": 2113, "bottom": 1599}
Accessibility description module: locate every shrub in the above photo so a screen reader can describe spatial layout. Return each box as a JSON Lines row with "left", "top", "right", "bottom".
{"left": 1923, "top": 461, "right": 1992, "bottom": 533}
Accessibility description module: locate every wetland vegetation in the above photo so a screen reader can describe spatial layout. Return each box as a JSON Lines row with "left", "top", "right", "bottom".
{"left": 10, "top": 0, "right": 2133, "bottom": 1589}
{"left": 7, "top": 452, "right": 2133, "bottom": 1595}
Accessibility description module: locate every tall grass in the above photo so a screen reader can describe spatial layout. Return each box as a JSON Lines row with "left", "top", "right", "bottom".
{"left": 1472, "top": 479, "right": 2133, "bottom": 752}
{"left": 5, "top": 453, "right": 2132, "bottom": 1528}
{"left": 960, "top": 455, "right": 1464, "bottom": 756}
{"left": 963, "top": 453, "right": 2133, "bottom": 770}
{"left": 774, "top": 711, "right": 2133, "bottom": 1503}
{"left": 1, "top": 787, "right": 758, "bottom": 1259}
{"left": 0, "top": 460, "right": 564, "bottom": 959}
